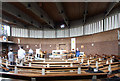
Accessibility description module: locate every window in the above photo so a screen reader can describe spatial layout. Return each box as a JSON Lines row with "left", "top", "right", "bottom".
{"left": 1, "top": 24, "right": 10, "bottom": 36}
{"left": 11, "top": 27, "right": 28, "bottom": 37}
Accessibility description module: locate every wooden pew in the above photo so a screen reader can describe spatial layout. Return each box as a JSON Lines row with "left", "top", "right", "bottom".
{"left": 0, "top": 72, "right": 107, "bottom": 80}
{"left": 99, "top": 62, "right": 120, "bottom": 73}
{"left": 8, "top": 65, "right": 88, "bottom": 75}
{"left": 22, "top": 61, "right": 81, "bottom": 67}
{"left": 0, "top": 54, "right": 119, "bottom": 81}
{"left": 0, "top": 64, "right": 107, "bottom": 80}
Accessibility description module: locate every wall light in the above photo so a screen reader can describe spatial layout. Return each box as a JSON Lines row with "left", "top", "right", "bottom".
{"left": 18, "top": 38, "right": 20, "bottom": 44}
{"left": 92, "top": 43, "right": 94, "bottom": 46}
{"left": 81, "top": 45, "right": 84, "bottom": 48}
{"left": 26, "top": 45, "right": 29, "bottom": 48}
{"left": 50, "top": 45, "right": 52, "bottom": 47}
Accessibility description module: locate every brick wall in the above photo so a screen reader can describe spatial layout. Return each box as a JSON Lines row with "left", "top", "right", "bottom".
{"left": 9, "top": 29, "right": 119, "bottom": 55}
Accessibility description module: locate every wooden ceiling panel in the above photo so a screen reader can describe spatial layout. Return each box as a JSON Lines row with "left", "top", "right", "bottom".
{"left": 9, "top": 2, "right": 46, "bottom": 25}
{"left": 39, "top": 2, "right": 63, "bottom": 23}
{"left": 114, "top": 2, "right": 120, "bottom": 9}
{"left": 62, "top": 2, "right": 84, "bottom": 21}
{"left": 87, "top": 2, "right": 110, "bottom": 17}
{"left": 3, "top": 2, "right": 118, "bottom": 28}
{"left": 2, "top": 10, "right": 31, "bottom": 26}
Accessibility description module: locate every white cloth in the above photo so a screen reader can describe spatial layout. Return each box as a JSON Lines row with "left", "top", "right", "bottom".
{"left": 18, "top": 48, "right": 26, "bottom": 60}
{"left": 8, "top": 52, "right": 14, "bottom": 62}
{"left": 29, "top": 49, "right": 33, "bottom": 54}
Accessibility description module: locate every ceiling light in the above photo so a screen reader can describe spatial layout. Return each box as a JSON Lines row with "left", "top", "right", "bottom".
{"left": 49, "top": 21, "right": 50, "bottom": 24}
{"left": 28, "top": 4, "right": 31, "bottom": 7}
{"left": 60, "top": 24, "right": 65, "bottom": 28}
{"left": 18, "top": 14, "right": 21, "bottom": 17}
{"left": 60, "top": 10, "right": 64, "bottom": 14}
{"left": 13, "top": 20, "right": 16, "bottom": 23}
{"left": 41, "top": 15, "right": 43, "bottom": 18}
{"left": 31, "top": 21, "right": 33, "bottom": 24}
{"left": 24, "top": 25, "right": 27, "bottom": 27}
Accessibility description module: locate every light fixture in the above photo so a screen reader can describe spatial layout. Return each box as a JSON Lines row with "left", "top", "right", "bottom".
{"left": 50, "top": 45, "right": 51, "bottom": 47}
{"left": 92, "top": 43, "right": 94, "bottom": 46}
{"left": 49, "top": 21, "right": 50, "bottom": 24}
{"left": 26, "top": 45, "right": 29, "bottom": 48}
{"left": 60, "top": 10, "right": 64, "bottom": 14}
{"left": 60, "top": 24, "right": 65, "bottom": 28}
{"left": 27, "top": 4, "right": 31, "bottom": 7}
{"left": 81, "top": 45, "right": 84, "bottom": 48}
{"left": 18, "top": 14, "right": 21, "bottom": 17}
{"left": 13, "top": 20, "right": 16, "bottom": 23}
{"left": 18, "top": 38, "right": 20, "bottom": 44}
{"left": 41, "top": 15, "right": 43, "bottom": 18}
{"left": 31, "top": 21, "right": 33, "bottom": 24}
{"left": 24, "top": 25, "right": 27, "bottom": 27}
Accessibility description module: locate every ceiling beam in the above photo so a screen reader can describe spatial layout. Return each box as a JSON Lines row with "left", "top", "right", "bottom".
{"left": 55, "top": 2, "right": 69, "bottom": 28}
{"left": 105, "top": 2, "right": 119, "bottom": 17}
{"left": 21, "top": 2, "right": 55, "bottom": 29}
{"left": 2, "top": 14, "right": 16, "bottom": 24}
{"left": 2, "top": 2, "right": 42, "bottom": 29}
{"left": 2, "top": 14, "right": 28, "bottom": 28}
{"left": 83, "top": 2, "right": 88, "bottom": 24}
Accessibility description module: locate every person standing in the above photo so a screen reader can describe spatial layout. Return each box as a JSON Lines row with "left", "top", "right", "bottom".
{"left": 28, "top": 48, "right": 33, "bottom": 56}
{"left": 18, "top": 46, "right": 26, "bottom": 64}
{"left": 8, "top": 48, "right": 14, "bottom": 65}
{"left": 76, "top": 48, "right": 80, "bottom": 57}
{"left": 39, "top": 48, "right": 43, "bottom": 58}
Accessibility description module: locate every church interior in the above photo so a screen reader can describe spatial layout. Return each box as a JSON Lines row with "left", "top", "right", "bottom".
{"left": 0, "top": 1, "right": 120, "bottom": 81}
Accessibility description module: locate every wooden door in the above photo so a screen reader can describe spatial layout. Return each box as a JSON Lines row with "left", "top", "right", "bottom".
{"left": 59, "top": 44, "right": 66, "bottom": 50}
{"left": 118, "top": 43, "right": 120, "bottom": 56}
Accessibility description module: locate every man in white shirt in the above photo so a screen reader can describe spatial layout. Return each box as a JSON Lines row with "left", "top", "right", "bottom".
{"left": 8, "top": 48, "right": 14, "bottom": 65}
{"left": 18, "top": 46, "right": 26, "bottom": 64}
{"left": 29, "top": 48, "right": 33, "bottom": 56}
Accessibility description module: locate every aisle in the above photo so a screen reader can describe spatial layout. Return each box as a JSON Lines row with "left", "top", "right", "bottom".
{"left": 0, "top": 77, "right": 27, "bottom": 81}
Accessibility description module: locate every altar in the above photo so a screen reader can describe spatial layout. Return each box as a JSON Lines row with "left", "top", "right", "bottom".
{"left": 49, "top": 50, "right": 67, "bottom": 59}
{"left": 49, "top": 54, "right": 66, "bottom": 59}
{"left": 52, "top": 50, "right": 66, "bottom": 54}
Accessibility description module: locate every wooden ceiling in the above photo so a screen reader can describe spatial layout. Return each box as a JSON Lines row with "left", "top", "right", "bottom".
{"left": 2, "top": 2, "right": 120, "bottom": 28}
{"left": 9, "top": 2, "right": 46, "bottom": 25}
{"left": 62, "top": 2, "right": 85, "bottom": 21}
{"left": 39, "top": 2, "right": 63, "bottom": 23}
{"left": 2, "top": 10, "right": 31, "bottom": 26}
{"left": 87, "top": 2, "right": 109, "bottom": 17}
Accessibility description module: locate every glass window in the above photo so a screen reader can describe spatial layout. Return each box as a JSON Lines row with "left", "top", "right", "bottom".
{"left": 112, "top": 15, "right": 115, "bottom": 29}
{"left": 1, "top": 24, "right": 10, "bottom": 36}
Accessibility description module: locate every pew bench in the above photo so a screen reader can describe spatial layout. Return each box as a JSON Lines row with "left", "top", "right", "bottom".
{"left": 8, "top": 65, "right": 88, "bottom": 75}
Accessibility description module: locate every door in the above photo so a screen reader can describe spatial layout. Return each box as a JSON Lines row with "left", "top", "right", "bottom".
{"left": 118, "top": 43, "right": 120, "bottom": 56}
{"left": 59, "top": 44, "right": 66, "bottom": 50}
